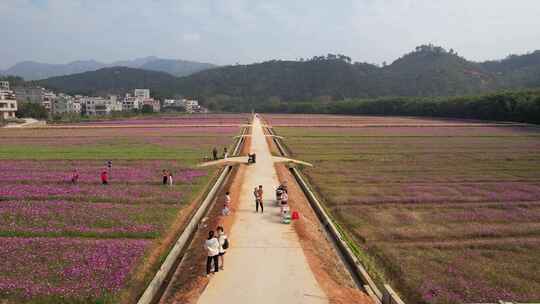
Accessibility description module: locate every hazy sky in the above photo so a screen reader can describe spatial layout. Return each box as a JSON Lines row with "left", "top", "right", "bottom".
{"left": 1, "top": 0, "right": 540, "bottom": 69}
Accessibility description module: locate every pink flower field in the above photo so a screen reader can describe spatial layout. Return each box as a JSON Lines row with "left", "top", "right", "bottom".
{"left": 0, "top": 237, "right": 149, "bottom": 299}
{"left": 59, "top": 113, "right": 249, "bottom": 126}
{"left": 264, "top": 113, "right": 501, "bottom": 126}
{"left": 276, "top": 115, "right": 540, "bottom": 303}
{"left": 0, "top": 118, "right": 240, "bottom": 303}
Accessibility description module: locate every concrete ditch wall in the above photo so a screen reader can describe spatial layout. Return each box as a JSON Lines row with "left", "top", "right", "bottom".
{"left": 137, "top": 126, "right": 247, "bottom": 304}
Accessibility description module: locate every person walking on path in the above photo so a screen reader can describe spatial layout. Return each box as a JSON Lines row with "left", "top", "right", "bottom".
{"left": 100, "top": 170, "right": 108, "bottom": 185}
{"left": 281, "top": 191, "right": 288, "bottom": 206}
{"left": 162, "top": 169, "right": 169, "bottom": 185}
{"left": 212, "top": 147, "right": 218, "bottom": 160}
{"left": 205, "top": 230, "right": 220, "bottom": 276}
{"left": 217, "top": 226, "right": 228, "bottom": 270}
{"left": 255, "top": 185, "right": 264, "bottom": 213}
{"left": 253, "top": 187, "right": 258, "bottom": 212}
{"left": 223, "top": 147, "right": 228, "bottom": 159}
{"left": 168, "top": 171, "right": 174, "bottom": 187}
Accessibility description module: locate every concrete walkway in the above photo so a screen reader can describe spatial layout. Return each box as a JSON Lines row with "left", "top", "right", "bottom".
{"left": 197, "top": 116, "right": 328, "bottom": 304}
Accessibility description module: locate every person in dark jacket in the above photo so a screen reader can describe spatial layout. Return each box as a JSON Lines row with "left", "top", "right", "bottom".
{"left": 162, "top": 169, "right": 168, "bottom": 185}
{"left": 71, "top": 169, "right": 79, "bottom": 184}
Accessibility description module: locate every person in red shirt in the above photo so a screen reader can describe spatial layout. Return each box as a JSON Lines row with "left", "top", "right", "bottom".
{"left": 100, "top": 170, "right": 108, "bottom": 185}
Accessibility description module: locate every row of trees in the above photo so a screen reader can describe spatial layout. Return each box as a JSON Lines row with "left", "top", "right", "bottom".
{"left": 255, "top": 90, "right": 540, "bottom": 124}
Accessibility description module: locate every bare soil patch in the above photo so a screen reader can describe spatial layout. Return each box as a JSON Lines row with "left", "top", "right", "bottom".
{"left": 274, "top": 164, "right": 372, "bottom": 304}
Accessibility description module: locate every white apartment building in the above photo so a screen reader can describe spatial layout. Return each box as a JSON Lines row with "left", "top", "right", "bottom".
{"left": 0, "top": 81, "right": 9, "bottom": 90}
{"left": 52, "top": 94, "right": 83, "bottom": 115}
{"left": 134, "top": 89, "right": 150, "bottom": 99}
{"left": 123, "top": 95, "right": 141, "bottom": 111}
{"left": 142, "top": 98, "right": 160, "bottom": 112}
{"left": 13, "top": 86, "right": 43, "bottom": 104}
{"left": 162, "top": 98, "right": 199, "bottom": 113}
{"left": 183, "top": 99, "right": 199, "bottom": 112}
{"left": 71, "top": 101, "right": 82, "bottom": 114}
{"left": 41, "top": 91, "right": 56, "bottom": 112}
{"left": 108, "top": 95, "right": 123, "bottom": 112}
{"left": 124, "top": 90, "right": 160, "bottom": 112}
{"left": 163, "top": 99, "right": 176, "bottom": 107}
{"left": 0, "top": 81, "right": 18, "bottom": 119}
{"left": 80, "top": 95, "right": 124, "bottom": 116}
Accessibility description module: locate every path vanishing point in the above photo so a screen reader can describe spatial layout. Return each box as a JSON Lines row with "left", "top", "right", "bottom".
{"left": 197, "top": 116, "right": 328, "bottom": 304}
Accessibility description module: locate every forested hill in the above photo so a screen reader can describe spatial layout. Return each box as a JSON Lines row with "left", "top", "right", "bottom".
{"left": 33, "top": 45, "right": 540, "bottom": 111}
{"left": 38, "top": 67, "right": 179, "bottom": 99}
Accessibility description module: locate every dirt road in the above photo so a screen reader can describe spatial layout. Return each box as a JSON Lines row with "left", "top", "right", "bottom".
{"left": 196, "top": 116, "right": 328, "bottom": 304}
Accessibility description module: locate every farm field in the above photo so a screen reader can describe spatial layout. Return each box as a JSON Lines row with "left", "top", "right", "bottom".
{"left": 273, "top": 114, "right": 540, "bottom": 304}
{"left": 56, "top": 113, "right": 249, "bottom": 126}
{"left": 0, "top": 115, "right": 246, "bottom": 303}
{"left": 265, "top": 113, "right": 507, "bottom": 126}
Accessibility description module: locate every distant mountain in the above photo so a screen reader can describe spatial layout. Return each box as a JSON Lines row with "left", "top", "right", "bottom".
{"left": 37, "top": 67, "right": 179, "bottom": 99}
{"left": 2, "top": 60, "right": 104, "bottom": 81}
{"left": 1, "top": 57, "right": 217, "bottom": 80}
{"left": 110, "top": 56, "right": 161, "bottom": 69}
{"left": 140, "top": 59, "right": 216, "bottom": 77}
{"left": 33, "top": 45, "right": 540, "bottom": 112}
{"left": 480, "top": 50, "right": 540, "bottom": 88}
{"left": 381, "top": 45, "right": 499, "bottom": 96}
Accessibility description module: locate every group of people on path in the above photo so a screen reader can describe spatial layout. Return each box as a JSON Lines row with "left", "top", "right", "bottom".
{"left": 251, "top": 182, "right": 288, "bottom": 214}
{"left": 205, "top": 226, "right": 229, "bottom": 276}
{"left": 212, "top": 147, "right": 229, "bottom": 160}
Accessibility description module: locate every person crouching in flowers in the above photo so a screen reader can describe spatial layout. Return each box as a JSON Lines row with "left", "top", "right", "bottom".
{"left": 71, "top": 169, "right": 79, "bottom": 184}
{"left": 205, "top": 230, "right": 220, "bottom": 276}
{"left": 100, "top": 170, "right": 108, "bottom": 185}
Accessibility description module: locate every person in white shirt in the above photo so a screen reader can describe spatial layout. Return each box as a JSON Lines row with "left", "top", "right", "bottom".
{"left": 168, "top": 171, "right": 173, "bottom": 187}
{"left": 205, "top": 230, "right": 220, "bottom": 276}
{"left": 223, "top": 147, "right": 228, "bottom": 159}
{"left": 222, "top": 191, "right": 231, "bottom": 216}
{"left": 217, "top": 226, "right": 228, "bottom": 270}
{"left": 281, "top": 191, "right": 288, "bottom": 206}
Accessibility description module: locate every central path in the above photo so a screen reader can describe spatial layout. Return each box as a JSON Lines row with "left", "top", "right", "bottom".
{"left": 197, "top": 117, "right": 328, "bottom": 304}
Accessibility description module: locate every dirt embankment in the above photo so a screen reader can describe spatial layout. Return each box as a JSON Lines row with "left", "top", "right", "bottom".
{"left": 274, "top": 164, "right": 373, "bottom": 304}
{"left": 159, "top": 136, "right": 251, "bottom": 304}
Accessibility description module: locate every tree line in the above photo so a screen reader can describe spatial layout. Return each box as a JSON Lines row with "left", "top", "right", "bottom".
{"left": 255, "top": 90, "right": 540, "bottom": 124}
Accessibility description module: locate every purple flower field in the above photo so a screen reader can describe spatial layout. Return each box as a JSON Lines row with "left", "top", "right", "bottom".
{"left": 0, "top": 237, "right": 150, "bottom": 299}
{"left": 0, "top": 119, "right": 239, "bottom": 303}
{"left": 0, "top": 161, "right": 207, "bottom": 204}
{"left": 277, "top": 117, "right": 540, "bottom": 303}
{"left": 60, "top": 113, "right": 249, "bottom": 126}
{"left": 0, "top": 200, "right": 172, "bottom": 235}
